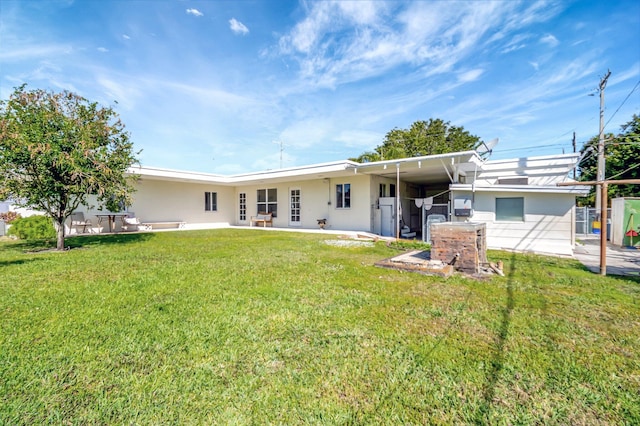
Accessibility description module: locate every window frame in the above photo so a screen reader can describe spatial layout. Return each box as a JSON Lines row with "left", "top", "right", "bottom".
{"left": 336, "top": 183, "right": 351, "bottom": 209}
{"left": 257, "top": 188, "right": 277, "bottom": 217}
{"left": 204, "top": 191, "right": 218, "bottom": 212}
{"left": 495, "top": 197, "right": 524, "bottom": 222}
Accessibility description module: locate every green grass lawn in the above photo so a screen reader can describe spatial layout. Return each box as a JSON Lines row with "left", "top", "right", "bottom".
{"left": 1, "top": 229, "right": 638, "bottom": 425}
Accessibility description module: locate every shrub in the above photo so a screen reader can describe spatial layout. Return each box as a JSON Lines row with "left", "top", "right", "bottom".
{"left": 7, "top": 215, "right": 56, "bottom": 241}
{"left": 0, "top": 211, "right": 21, "bottom": 224}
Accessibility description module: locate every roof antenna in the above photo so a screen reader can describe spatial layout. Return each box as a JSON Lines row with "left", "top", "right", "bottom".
{"left": 273, "top": 140, "right": 287, "bottom": 169}
{"left": 476, "top": 138, "right": 499, "bottom": 159}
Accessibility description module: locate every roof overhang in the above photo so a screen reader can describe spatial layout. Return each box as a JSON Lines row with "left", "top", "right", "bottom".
{"left": 129, "top": 151, "right": 485, "bottom": 186}
{"left": 128, "top": 160, "right": 361, "bottom": 186}
{"left": 347, "top": 151, "right": 482, "bottom": 185}
{"left": 450, "top": 183, "right": 591, "bottom": 195}
{"left": 127, "top": 165, "right": 231, "bottom": 185}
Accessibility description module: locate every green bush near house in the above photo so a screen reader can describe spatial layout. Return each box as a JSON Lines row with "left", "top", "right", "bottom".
{"left": 0, "top": 229, "right": 638, "bottom": 424}
{"left": 6, "top": 214, "right": 56, "bottom": 241}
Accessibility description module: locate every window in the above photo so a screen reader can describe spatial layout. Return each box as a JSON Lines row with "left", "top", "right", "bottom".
{"left": 290, "top": 189, "right": 301, "bottom": 224}
{"left": 257, "top": 188, "right": 277, "bottom": 217}
{"left": 379, "top": 183, "right": 387, "bottom": 198}
{"left": 496, "top": 197, "right": 524, "bottom": 221}
{"left": 379, "top": 183, "right": 396, "bottom": 198}
{"left": 239, "top": 193, "right": 246, "bottom": 221}
{"left": 205, "top": 191, "right": 217, "bottom": 211}
{"left": 336, "top": 183, "right": 351, "bottom": 208}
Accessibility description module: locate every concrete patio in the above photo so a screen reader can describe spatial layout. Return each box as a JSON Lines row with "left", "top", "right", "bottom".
{"left": 573, "top": 236, "right": 640, "bottom": 277}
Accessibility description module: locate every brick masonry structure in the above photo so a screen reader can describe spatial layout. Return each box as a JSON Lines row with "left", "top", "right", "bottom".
{"left": 431, "top": 222, "right": 487, "bottom": 274}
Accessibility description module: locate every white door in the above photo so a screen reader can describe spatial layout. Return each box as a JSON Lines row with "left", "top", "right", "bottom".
{"left": 379, "top": 197, "right": 396, "bottom": 237}
{"left": 289, "top": 188, "right": 301, "bottom": 226}
{"left": 239, "top": 192, "right": 247, "bottom": 223}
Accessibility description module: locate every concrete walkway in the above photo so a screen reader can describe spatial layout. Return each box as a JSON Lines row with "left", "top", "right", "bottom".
{"left": 573, "top": 236, "right": 640, "bottom": 277}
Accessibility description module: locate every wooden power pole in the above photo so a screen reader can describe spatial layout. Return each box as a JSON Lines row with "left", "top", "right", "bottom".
{"left": 595, "top": 70, "right": 611, "bottom": 214}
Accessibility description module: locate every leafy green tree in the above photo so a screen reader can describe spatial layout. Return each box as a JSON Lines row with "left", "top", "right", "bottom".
{"left": 578, "top": 114, "right": 640, "bottom": 204}
{"left": 351, "top": 118, "right": 481, "bottom": 162}
{"left": 0, "top": 85, "right": 139, "bottom": 250}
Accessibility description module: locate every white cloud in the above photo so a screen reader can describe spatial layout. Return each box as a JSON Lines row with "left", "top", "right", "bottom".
{"left": 122, "top": 34, "right": 130, "bottom": 40}
{"left": 229, "top": 18, "right": 249, "bottom": 35}
{"left": 501, "top": 44, "right": 526, "bottom": 54}
{"left": 186, "top": 8, "right": 203, "bottom": 17}
{"left": 337, "top": 1, "right": 384, "bottom": 25}
{"left": 445, "top": 55, "right": 600, "bottom": 140}
{"left": 458, "top": 69, "right": 484, "bottom": 83}
{"left": 97, "top": 47, "right": 108, "bottom": 53}
{"left": 276, "top": 1, "right": 549, "bottom": 90}
{"left": 97, "top": 77, "right": 141, "bottom": 110}
{"left": 540, "top": 34, "right": 559, "bottom": 47}
{"left": 530, "top": 61, "right": 540, "bottom": 71}
{"left": 0, "top": 43, "right": 72, "bottom": 62}
{"left": 335, "top": 129, "right": 382, "bottom": 149}
{"left": 156, "top": 80, "right": 255, "bottom": 111}
{"left": 279, "top": 118, "right": 332, "bottom": 149}
{"left": 500, "top": 33, "right": 531, "bottom": 54}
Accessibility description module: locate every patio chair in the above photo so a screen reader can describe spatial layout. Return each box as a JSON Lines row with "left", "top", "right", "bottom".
{"left": 70, "top": 212, "right": 92, "bottom": 234}
{"left": 121, "top": 215, "right": 143, "bottom": 232}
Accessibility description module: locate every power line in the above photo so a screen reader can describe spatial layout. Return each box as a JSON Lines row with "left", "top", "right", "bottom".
{"left": 607, "top": 161, "right": 640, "bottom": 180}
{"left": 604, "top": 79, "right": 640, "bottom": 131}
{"left": 493, "top": 142, "right": 572, "bottom": 153}
{"left": 481, "top": 93, "right": 639, "bottom": 157}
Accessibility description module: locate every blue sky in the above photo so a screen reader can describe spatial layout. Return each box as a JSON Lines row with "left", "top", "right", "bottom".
{"left": 1, "top": 0, "right": 639, "bottom": 174}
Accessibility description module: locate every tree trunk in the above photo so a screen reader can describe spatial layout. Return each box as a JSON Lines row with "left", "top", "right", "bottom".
{"left": 56, "top": 218, "right": 66, "bottom": 251}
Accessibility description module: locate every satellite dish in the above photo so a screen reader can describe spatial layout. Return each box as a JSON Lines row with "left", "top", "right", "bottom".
{"left": 477, "top": 138, "right": 499, "bottom": 157}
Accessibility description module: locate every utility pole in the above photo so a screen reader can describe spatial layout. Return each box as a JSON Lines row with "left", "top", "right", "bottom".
{"left": 595, "top": 70, "right": 611, "bottom": 214}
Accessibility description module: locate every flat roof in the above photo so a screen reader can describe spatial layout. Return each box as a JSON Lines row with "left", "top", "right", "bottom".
{"left": 129, "top": 151, "right": 580, "bottom": 188}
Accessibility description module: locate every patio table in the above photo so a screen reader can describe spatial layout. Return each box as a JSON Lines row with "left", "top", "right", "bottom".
{"left": 96, "top": 213, "right": 129, "bottom": 233}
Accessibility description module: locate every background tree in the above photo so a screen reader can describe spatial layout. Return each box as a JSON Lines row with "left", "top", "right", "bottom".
{"left": 578, "top": 114, "right": 640, "bottom": 205}
{"left": 0, "top": 85, "right": 139, "bottom": 250}
{"left": 351, "top": 118, "right": 481, "bottom": 162}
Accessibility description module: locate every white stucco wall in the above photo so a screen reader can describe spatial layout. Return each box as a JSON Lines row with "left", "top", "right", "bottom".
{"left": 131, "top": 179, "right": 236, "bottom": 227}
{"left": 452, "top": 190, "right": 576, "bottom": 256}
{"left": 235, "top": 180, "right": 331, "bottom": 229}
{"left": 232, "top": 174, "right": 373, "bottom": 233}
{"left": 326, "top": 174, "right": 372, "bottom": 232}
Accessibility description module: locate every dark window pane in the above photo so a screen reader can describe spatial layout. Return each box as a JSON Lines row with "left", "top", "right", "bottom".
{"left": 268, "top": 188, "right": 277, "bottom": 202}
{"left": 344, "top": 184, "right": 351, "bottom": 208}
{"left": 496, "top": 197, "right": 524, "bottom": 221}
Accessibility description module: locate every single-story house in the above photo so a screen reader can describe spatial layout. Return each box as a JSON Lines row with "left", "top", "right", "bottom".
{"left": 79, "top": 149, "right": 585, "bottom": 256}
